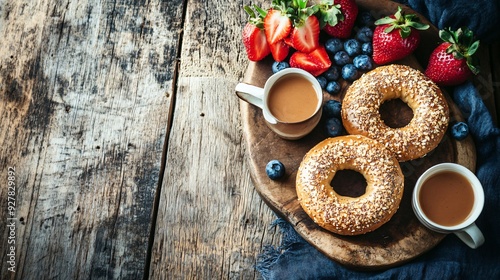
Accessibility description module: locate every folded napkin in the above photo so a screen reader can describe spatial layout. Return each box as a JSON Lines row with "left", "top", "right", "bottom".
{"left": 401, "top": 0, "right": 500, "bottom": 43}
{"left": 256, "top": 1, "right": 500, "bottom": 279}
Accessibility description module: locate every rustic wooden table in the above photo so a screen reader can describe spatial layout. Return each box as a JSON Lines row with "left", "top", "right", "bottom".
{"left": 0, "top": 0, "right": 498, "bottom": 279}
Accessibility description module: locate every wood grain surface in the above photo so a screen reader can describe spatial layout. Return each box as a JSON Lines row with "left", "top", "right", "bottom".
{"left": 238, "top": 0, "right": 478, "bottom": 270}
{"left": 0, "top": 0, "right": 498, "bottom": 279}
{"left": 0, "top": 0, "right": 283, "bottom": 279}
{"left": 0, "top": 0, "right": 179, "bottom": 279}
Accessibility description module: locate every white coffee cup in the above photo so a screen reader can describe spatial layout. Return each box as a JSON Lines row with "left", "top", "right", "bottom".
{"left": 235, "top": 68, "right": 323, "bottom": 140}
{"left": 412, "top": 163, "right": 485, "bottom": 249}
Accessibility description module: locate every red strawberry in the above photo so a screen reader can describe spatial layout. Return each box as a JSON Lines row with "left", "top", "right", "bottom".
{"left": 269, "top": 40, "right": 290, "bottom": 62}
{"left": 318, "top": 0, "right": 358, "bottom": 39}
{"left": 242, "top": 6, "right": 271, "bottom": 61}
{"left": 264, "top": 8, "right": 292, "bottom": 44}
{"left": 287, "top": 0, "right": 320, "bottom": 53}
{"left": 290, "top": 45, "right": 332, "bottom": 76}
{"left": 372, "top": 6, "right": 429, "bottom": 65}
{"left": 425, "top": 27, "right": 480, "bottom": 86}
{"left": 290, "top": 10, "right": 320, "bottom": 53}
{"left": 283, "top": 35, "right": 296, "bottom": 49}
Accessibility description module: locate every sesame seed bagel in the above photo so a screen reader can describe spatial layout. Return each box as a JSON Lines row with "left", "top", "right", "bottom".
{"left": 341, "top": 64, "right": 449, "bottom": 162}
{"left": 296, "top": 135, "right": 404, "bottom": 235}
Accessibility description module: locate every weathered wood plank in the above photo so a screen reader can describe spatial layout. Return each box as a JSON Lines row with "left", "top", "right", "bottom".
{"left": 0, "top": 0, "right": 180, "bottom": 279}
{"left": 149, "top": 0, "right": 280, "bottom": 278}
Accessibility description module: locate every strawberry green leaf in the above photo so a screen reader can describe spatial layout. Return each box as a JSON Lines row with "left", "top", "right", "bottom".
{"left": 375, "top": 6, "right": 428, "bottom": 37}
{"left": 466, "top": 58, "right": 480, "bottom": 75}
{"left": 244, "top": 6, "right": 256, "bottom": 18}
{"left": 384, "top": 25, "right": 396, "bottom": 33}
{"left": 255, "top": 5, "right": 268, "bottom": 18}
{"left": 439, "top": 29, "right": 455, "bottom": 44}
{"left": 316, "top": 1, "right": 342, "bottom": 28}
{"left": 374, "top": 17, "right": 396, "bottom": 25}
{"left": 399, "top": 26, "right": 411, "bottom": 38}
{"left": 468, "top": 40, "right": 480, "bottom": 56}
{"left": 407, "top": 21, "right": 430, "bottom": 30}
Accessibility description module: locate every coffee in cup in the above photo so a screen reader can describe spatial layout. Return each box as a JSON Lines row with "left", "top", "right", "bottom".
{"left": 235, "top": 68, "right": 323, "bottom": 140}
{"left": 412, "top": 163, "right": 485, "bottom": 248}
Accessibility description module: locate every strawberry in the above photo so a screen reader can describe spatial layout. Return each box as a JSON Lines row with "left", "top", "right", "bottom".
{"left": 289, "top": 0, "right": 320, "bottom": 53}
{"left": 289, "top": 45, "right": 332, "bottom": 76}
{"left": 269, "top": 40, "right": 290, "bottom": 62}
{"left": 372, "top": 6, "right": 429, "bottom": 65}
{"left": 242, "top": 6, "right": 271, "bottom": 61}
{"left": 318, "top": 0, "right": 358, "bottom": 39}
{"left": 264, "top": 4, "right": 293, "bottom": 45}
{"left": 425, "top": 27, "right": 480, "bottom": 86}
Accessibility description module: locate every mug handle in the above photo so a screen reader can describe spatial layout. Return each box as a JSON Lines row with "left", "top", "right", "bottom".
{"left": 454, "top": 223, "right": 485, "bottom": 249}
{"left": 235, "top": 83, "right": 265, "bottom": 109}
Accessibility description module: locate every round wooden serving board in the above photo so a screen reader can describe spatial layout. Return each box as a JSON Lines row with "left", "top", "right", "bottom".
{"left": 238, "top": 0, "right": 477, "bottom": 270}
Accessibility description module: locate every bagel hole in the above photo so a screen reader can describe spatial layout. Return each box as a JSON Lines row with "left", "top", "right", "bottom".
{"left": 330, "top": 169, "right": 367, "bottom": 198}
{"left": 380, "top": 98, "right": 413, "bottom": 128}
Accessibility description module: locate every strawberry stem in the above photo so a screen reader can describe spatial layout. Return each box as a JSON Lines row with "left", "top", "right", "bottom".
{"left": 316, "top": 0, "right": 343, "bottom": 28}
{"left": 439, "top": 27, "right": 480, "bottom": 75}
{"left": 244, "top": 5, "right": 266, "bottom": 28}
{"left": 375, "top": 6, "right": 429, "bottom": 38}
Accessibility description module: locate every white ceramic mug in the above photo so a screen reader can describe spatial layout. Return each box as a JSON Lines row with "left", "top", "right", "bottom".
{"left": 412, "top": 163, "right": 485, "bottom": 249}
{"left": 235, "top": 68, "right": 323, "bottom": 140}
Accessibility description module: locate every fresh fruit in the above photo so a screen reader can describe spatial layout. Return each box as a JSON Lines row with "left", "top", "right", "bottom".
{"left": 326, "top": 81, "right": 341, "bottom": 94}
{"left": 356, "top": 10, "right": 375, "bottom": 27}
{"left": 353, "top": 54, "right": 373, "bottom": 70}
{"left": 323, "top": 99, "right": 342, "bottom": 118}
{"left": 343, "top": 38, "right": 361, "bottom": 56}
{"left": 319, "top": 0, "right": 359, "bottom": 39}
{"left": 269, "top": 40, "right": 290, "bottom": 62}
{"left": 266, "top": 160, "right": 286, "bottom": 180}
{"left": 372, "top": 6, "right": 429, "bottom": 65}
{"left": 242, "top": 6, "right": 271, "bottom": 61}
{"left": 264, "top": 7, "right": 293, "bottom": 45}
{"left": 289, "top": 0, "right": 320, "bottom": 53}
{"left": 341, "top": 63, "right": 358, "bottom": 81}
{"left": 323, "top": 66, "right": 340, "bottom": 81}
{"left": 317, "top": 76, "right": 328, "bottom": 89}
{"left": 356, "top": 26, "right": 373, "bottom": 42}
{"left": 451, "top": 121, "right": 469, "bottom": 140}
{"left": 289, "top": 45, "right": 332, "bottom": 76}
{"left": 325, "top": 38, "right": 344, "bottom": 54}
{"left": 424, "top": 27, "right": 480, "bottom": 86}
{"left": 361, "top": 42, "right": 372, "bottom": 55}
{"left": 333, "top": 50, "right": 350, "bottom": 65}
{"left": 325, "top": 117, "right": 343, "bottom": 137}
{"left": 272, "top": 61, "right": 290, "bottom": 73}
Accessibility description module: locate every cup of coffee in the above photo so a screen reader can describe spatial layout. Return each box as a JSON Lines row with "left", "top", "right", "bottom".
{"left": 412, "top": 163, "right": 485, "bottom": 249}
{"left": 235, "top": 68, "right": 323, "bottom": 140}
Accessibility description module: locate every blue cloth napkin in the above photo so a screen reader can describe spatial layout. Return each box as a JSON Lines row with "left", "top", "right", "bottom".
{"left": 256, "top": 1, "right": 500, "bottom": 279}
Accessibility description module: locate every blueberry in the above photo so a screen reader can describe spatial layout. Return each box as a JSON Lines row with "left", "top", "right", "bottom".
{"left": 353, "top": 54, "right": 374, "bottom": 70}
{"left": 451, "top": 122, "right": 469, "bottom": 140}
{"left": 317, "top": 76, "right": 328, "bottom": 89}
{"left": 325, "top": 81, "right": 341, "bottom": 95}
{"left": 323, "top": 66, "right": 340, "bottom": 81}
{"left": 361, "top": 42, "right": 373, "bottom": 55}
{"left": 343, "top": 39, "right": 361, "bottom": 57}
{"left": 325, "top": 117, "right": 344, "bottom": 137}
{"left": 266, "top": 160, "right": 286, "bottom": 180}
{"left": 341, "top": 64, "right": 359, "bottom": 81}
{"left": 356, "top": 11, "right": 375, "bottom": 27}
{"left": 333, "top": 51, "right": 351, "bottom": 66}
{"left": 356, "top": 26, "right": 373, "bottom": 43}
{"left": 272, "top": 61, "right": 290, "bottom": 73}
{"left": 323, "top": 100, "right": 342, "bottom": 118}
{"left": 325, "top": 38, "right": 344, "bottom": 54}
